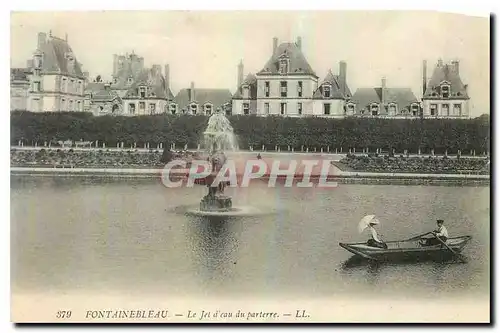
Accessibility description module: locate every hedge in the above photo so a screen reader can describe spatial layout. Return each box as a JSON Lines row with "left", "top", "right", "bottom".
{"left": 10, "top": 111, "right": 490, "bottom": 154}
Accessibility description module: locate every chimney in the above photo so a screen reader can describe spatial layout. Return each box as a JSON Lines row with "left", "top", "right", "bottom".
{"left": 37, "top": 32, "right": 47, "bottom": 50}
{"left": 190, "top": 81, "right": 195, "bottom": 102}
{"left": 273, "top": 37, "right": 278, "bottom": 55}
{"left": 296, "top": 36, "right": 302, "bottom": 50}
{"left": 164, "top": 64, "right": 170, "bottom": 94}
{"left": 152, "top": 64, "right": 161, "bottom": 75}
{"left": 339, "top": 61, "right": 347, "bottom": 93}
{"left": 237, "top": 60, "right": 244, "bottom": 88}
{"left": 438, "top": 58, "right": 443, "bottom": 67}
{"left": 422, "top": 60, "right": 427, "bottom": 95}
{"left": 452, "top": 60, "right": 460, "bottom": 74}
{"left": 381, "top": 77, "right": 387, "bottom": 106}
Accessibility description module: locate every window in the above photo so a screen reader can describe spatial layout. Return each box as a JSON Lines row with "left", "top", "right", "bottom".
{"left": 242, "top": 86, "right": 249, "bottom": 99}
{"left": 323, "top": 85, "right": 331, "bottom": 98}
{"left": 32, "top": 98, "right": 40, "bottom": 112}
{"left": 371, "top": 104, "right": 379, "bottom": 116}
{"left": 265, "top": 81, "right": 270, "bottom": 97}
{"left": 77, "top": 100, "right": 82, "bottom": 111}
{"left": 442, "top": 104, "right": 449, "bottom": 116}
{"left": 33, "top": 81, "right": 41, "bottom": 92}
{"left": 225, "top": 108, "right": 232, "bottom": 116}
{"left": 280, "top": 102, "right": 287, "bottom": 115}
{"left": 71, "top": 79, "right": 75, "bottom": 92}
{"left": 411, "top": 104, "right": 419, "bottom": 116}
{"left": 169, "top": 104, "right": 177, "bottom": 115}
{"left": 297, "top": 81, "right": 303, "bottom": 97}
{"left": 149, "top": 103, "right": 156, "bottom": 114}
{"left": 453, "top": 104, "right": 462, "bottom": 116}
{"left": 190, "top": 103, "right": 198, "bottom": 114}
{"left": 113, "top": 78, "right": 118, "bottom": 84}
{"left": 297, "top": 102, "right": 302, "bottom": 115}
{"left": 205, "top": 104, "right": 213, "bottom": 115}
{"left": 62, "top": 78, "right": 67, "bottom": 92}
{"left": 34, "top": 56, "right": 42, "bottom": 68}
{"left": 430, "top": 104, "right": 437, "bottom": 116}
{"left": 279, "top": 59, "right": 289, "bottom": 74}
{"left": 139, "top": 87, "right": 146, "bottom": 98}
{"left": 441, "top": 85, "right": 450, "bottom": 98}
{"left": 323, "top": 103, "right": 331, "bottom": 115}
{"left": 388, "top": 104, "right": 397, "bottom": 115}
{"left": 128, "top": 77, "right": 133, "bottom": 84}
{"left": 139, "top": 102, "right": 145, "bottom": 112}
{"left": 129, "top": 103, "right": 136, "bottom": 114}
{"left": 78, "top": 81, "right": 82, "bottom": 94}
{"left": 280, "top": 81, "right": 287, "bottom": 97}
{"left": 264, "top": 102, "right": 270, "bottom": 115}
{"left": 61, "top": 99, "right": 66, "bottom": 110}
{"left": 347, "top": 103, "right": 355, "bottom": 114}
{"left": 243, "top": 103, "right": 250, "bottom": 115}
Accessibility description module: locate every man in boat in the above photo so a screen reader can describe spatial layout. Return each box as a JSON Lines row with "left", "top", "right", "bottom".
{"left": 366, "top": 221, "right": 388, "bottom": 249}
{"left": 421, "top": 219, "right": 449, "bottom": 246}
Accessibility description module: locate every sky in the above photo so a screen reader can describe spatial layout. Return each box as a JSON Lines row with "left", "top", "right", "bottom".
{"left": 10, "top": 11, "right": 490, "bottom": 116}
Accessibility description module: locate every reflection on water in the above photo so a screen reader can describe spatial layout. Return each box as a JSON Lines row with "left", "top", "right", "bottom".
{"left": 11, "top": 176, "right": 490, "bottom": 298}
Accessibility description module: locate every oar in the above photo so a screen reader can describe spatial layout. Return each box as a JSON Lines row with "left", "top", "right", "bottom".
{"left": 406, "top": 231, "right": 432, "bottom": 241}
{"left": 435, "top": 236, "right": 467, "bottom": 263}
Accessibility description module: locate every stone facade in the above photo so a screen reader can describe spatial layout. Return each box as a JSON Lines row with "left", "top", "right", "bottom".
{"left": 421, "top": 59, "right": 470, "bottom": 118}
{"left": 18, "top": 32, "right": 87, "bottom": 112}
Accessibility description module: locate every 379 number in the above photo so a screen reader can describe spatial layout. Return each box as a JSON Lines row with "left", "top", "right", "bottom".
{"left": 56, "top": 311, "right": 72, "bottom": 319}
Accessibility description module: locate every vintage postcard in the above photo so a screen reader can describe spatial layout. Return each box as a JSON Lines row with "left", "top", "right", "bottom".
{"left": 9, "top": 10, "right": 490, "bottom": 323}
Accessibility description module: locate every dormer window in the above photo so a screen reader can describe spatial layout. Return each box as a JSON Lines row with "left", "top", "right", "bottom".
{"left": 346, "top": 103, "right": 355, "bottom": 114}
{"left": 242, "top": 85, "right": 250, "bottom": 99}
{"left": 127, "top": 77, "right": 133, "bottom": 84}
{"left": 113, "top": 78, "right": 118, "bottom": 84}
{"left": 204, "top": 103, "right": 213, "bottom": 115}
{"left": 370, "top": 103, "right": 379, "bottom": 116}
{"left": 190, "top": 103, "right": 198, "bottom": 114}
{"left": 440, "top": 83, "right": 450, "bottom": 98}
{"left": 411, "top": 103, "right": 420, "bottom": 116}
{"left": 323, "top": 85, "right": 331, "bottom": 98}
{"left": 279, "top": 58, "right": 289, "bottom": 74}
{"left": 388, "top": 103, "right": 397, "bottom": 115}
{"left": 169, "top": 103, "right": 177, "bottom": 115}
{"left": 139, "top": 86, "right": 146, "bottom": 98}
{"left": 33, "top": 52, "right": 43, "bottom": 69}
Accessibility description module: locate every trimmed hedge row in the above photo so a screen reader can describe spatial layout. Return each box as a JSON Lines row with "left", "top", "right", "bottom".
{"left": 10, "top": 111, "right": 490, "bottom": 154}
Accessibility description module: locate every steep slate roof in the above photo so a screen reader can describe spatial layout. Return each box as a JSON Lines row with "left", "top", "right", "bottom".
{"left": 351, "top": 87, "right": 419, "bottom": 108}
{"left": 85, "top": 82, "right": 121, "bottom": 103}
{"left": 313, "top": 70, "right": 352, "bottom": 99}
{"left": 11, "top": 68, "right": 31, "bottom": 82}
{"left": 423, "top": 62, "right": 469, "bottom": 99}
{"left": 175, "top": 89, "right": 232, "bottom": 111}
{"left": 123, "top": 68, "right": 174, "bottom": 100}
{"left": 39, "top": 36, "right": 85, "bottom": 78}
{"left": 257, "top": 42, "right": 317, "bottom": 77}
{"left": 232, "top": 73, "right": 257, "bottom": 99}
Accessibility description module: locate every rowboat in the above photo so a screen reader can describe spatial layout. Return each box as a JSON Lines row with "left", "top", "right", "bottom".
{"left": 339, "top": 236, "right": 472, "bottom": 262}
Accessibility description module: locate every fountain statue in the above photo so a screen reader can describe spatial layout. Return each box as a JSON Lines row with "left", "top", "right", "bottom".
{"left": 199, "top": 109, "right": 238, "bottom": 212}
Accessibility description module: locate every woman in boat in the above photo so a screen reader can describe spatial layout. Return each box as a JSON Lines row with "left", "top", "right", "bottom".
{"left": 366, "top": 222, "right": 388, "bottom": 249}
{"left": 422, "top": 219, "right": 449, "bottom": 246}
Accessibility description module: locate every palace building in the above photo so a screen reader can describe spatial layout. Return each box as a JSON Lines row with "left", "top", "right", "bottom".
{"left": 421, "top": 59, "right": 470, "bottom": 118}
{"left": 350, "top": 77, "right": 420, "bottom": 118}
{"left": 20, "top": 32, "right": 88, "bottom": 112}
{"left": 232, "top": 37, "right": 352, "bottom": 117}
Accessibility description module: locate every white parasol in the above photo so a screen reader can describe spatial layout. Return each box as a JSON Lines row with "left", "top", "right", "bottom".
{"left": 358, "top": 215, "right": 380, "bottom": 233}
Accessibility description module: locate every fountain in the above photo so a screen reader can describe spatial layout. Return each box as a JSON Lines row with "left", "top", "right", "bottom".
{"left": 181, "top": 109, "right": 273, "bottom": 218}
{"left": 199, "top": 110, "right": 237, "bottom": 212}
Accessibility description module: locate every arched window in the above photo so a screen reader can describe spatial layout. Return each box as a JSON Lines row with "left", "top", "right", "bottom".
{"left": 204, "top": 103, "right": 213, "bottom": 115}
{"left": 190, "top": 103, "right": 198, "bottom": 115}
{"left": 370, "top": 103, "right": 379, "bottom": 116}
